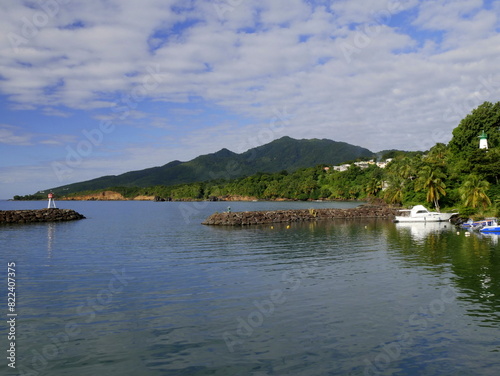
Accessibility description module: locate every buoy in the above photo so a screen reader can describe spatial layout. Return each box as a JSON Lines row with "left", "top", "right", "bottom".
{"left": 456, "top": 232, "right": 460, "bottom": 235}
{"left": 271, "top": 226, "right": 274, "bottom": 229}
{"left": 286, "top": 225, "right": 290, "bottom": 229}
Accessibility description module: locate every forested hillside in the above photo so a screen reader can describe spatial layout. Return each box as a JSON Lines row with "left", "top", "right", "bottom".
{"left": 16, "top": 102, "right": 500, "bottom": 217}
{"left": 41, "top": 136, "right": 373, "bottom": 195}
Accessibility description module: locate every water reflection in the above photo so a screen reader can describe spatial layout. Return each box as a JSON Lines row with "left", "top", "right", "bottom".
{"left": 395, "top": 221, "right": 452, "bottom": 242}
{"left": 47, "top": 222, "right": 55, "bottom": 258}
{"left": 388, "top": 221, "right": 500, "bottom": 329}
{"left": 478, "top": 232, "right": 500, "bottom": 245}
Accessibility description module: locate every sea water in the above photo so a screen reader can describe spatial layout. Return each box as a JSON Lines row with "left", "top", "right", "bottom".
{"left": 1, "top": 201, "right": 499, "bottom": 375}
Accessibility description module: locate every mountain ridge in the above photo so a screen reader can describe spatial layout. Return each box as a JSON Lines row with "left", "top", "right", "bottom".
{"left": 46, "top": 136, "right": 374, "bottom": 195}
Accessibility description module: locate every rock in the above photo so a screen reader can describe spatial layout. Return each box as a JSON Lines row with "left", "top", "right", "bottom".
{"left": 202, "top": 205, "right": 400, "bottom": 226}
{"left": 0, "top": 209, "right": 86, "bottom": 224}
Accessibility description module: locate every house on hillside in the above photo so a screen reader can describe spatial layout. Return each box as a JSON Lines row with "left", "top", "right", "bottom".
{"left": 333, "top": 164, "right": 351, "bottom": 172}
{"left": 332, "top": 158, "right": 392, "bottom": 172}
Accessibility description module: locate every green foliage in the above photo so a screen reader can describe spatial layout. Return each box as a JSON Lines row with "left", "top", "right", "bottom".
{"left": 459, "top": 175, "right": 491, "bottom": 209}
{"left": 13, "top": 194, "right": 45, "bottom": 200}
{"left": 22, "top": 101, "right": 500, "bottom": 215}
{"left": 414, "top": 165, "right": 447, "bottom": 211}
{"left": 448, "top": 101, "right": 500, "bottom": 167}
{"left": 45, "top": 136, "right": 374, "bottom": 195}
{"left": 458, "top": 206, "right": 478, "bottom": 217}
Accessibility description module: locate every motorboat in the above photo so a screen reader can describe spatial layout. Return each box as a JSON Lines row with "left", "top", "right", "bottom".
{"left": 479, "top": 220, "right": 500, "bottom": 233}
{"left": 394, "top": 205, "right": 458, "bottom": 223}
{"left": 462, "top": 218, "right": 497, "bottom": 231}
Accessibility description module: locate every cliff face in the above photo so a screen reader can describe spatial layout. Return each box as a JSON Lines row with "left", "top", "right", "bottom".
{"left": 132, "top": 195, "right": 156, "bottom": 201}
{"left": 60, "top": 191, "right": 157, "bottom": 201}
{"left": 219, "top": 195, "right": 258, "bottom": 201}
{"left": 62, "top": 191, "right": 127, "bottom": 201}
{"left": 0, "top": 209, "right": 85, "bottom": 224}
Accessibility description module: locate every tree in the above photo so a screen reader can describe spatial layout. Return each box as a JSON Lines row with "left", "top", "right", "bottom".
{"left": 448, "top": 101, "right": 500, "bottom": 160}
{"left": 365, "top": 178, "right": 382, "bottom": 197}
{"left": 384, "top": 176, "right": 404, "bottom": 205}
{"left": 426, "top": 143, "right": 448, "bottom": 167}
{"left": 459, "top": 175, "right": 491, "bottom": 209}
{"left": 415, "top": 166, "right": 446, "bottom": 211}
{"left": 469, "top": 148, "right": 500, "bottom": 184}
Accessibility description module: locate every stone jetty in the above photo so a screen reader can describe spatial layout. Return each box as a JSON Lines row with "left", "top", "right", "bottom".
{"left": 0, "top": 209, "right": 86, "bottom": 224}
{"left": 202, "top": 205, "right": 399, "bottom": 226}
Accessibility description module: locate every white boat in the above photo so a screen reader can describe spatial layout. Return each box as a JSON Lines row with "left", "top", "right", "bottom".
{"left": 479, "top": 220, "right": 500, "bottom": 233}
{"left": 394, "top": 205, "right": 458, "bottom": 223}
{"left": 462, "top": 218, "right": 497, "bottom": 231}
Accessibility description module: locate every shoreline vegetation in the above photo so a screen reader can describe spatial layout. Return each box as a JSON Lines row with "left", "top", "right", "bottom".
{"left": 12, "top": 102, "right": 500, "bottom": 220}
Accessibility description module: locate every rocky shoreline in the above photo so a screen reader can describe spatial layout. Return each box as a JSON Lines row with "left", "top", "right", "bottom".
{"left": 202, "top": 205, "right": 400, "bottom": 226}
{"left": 0, "top": 209, "right": 86, "bottom": 224}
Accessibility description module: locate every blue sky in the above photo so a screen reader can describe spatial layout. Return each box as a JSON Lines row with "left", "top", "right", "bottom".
{"left": 1, "top": 0, "right": 500, "bottom": 198}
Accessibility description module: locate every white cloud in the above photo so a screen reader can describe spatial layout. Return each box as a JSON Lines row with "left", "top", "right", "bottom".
{"left": 413, "top": 0, "right": 499, "bottom": 48}
{"left": 330, "top": 0, "right": 419, "bottom": 25}
{"left": 39, "top": 134, "right": 77, "bottom": 146}
{"left": 0, "top": 124, "right": 33, "bottom": 145}
{"left": 0, "top": 124, "right": 80, "bottom": 148}
{"left": 42, "top": 107, "right": 71, "bottom": 117}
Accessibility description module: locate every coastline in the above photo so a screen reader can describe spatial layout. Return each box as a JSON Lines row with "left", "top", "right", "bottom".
{"left": 14, "top": 191, "right": 365, "bottom": 203}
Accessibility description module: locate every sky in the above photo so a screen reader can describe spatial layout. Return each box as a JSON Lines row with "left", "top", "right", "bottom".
{"left": 1, "top": 0, "right": 500, "bottom": 199}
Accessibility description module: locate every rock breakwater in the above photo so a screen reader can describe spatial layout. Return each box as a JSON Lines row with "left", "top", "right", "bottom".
{"left": 202, "top": 205, "right": 399, "bottom": 226}
{"left": 0, "top": 209, "right": 86, "bottom": 224}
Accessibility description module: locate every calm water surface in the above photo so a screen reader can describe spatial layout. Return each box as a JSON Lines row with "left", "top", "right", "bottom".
{"left": 1, "top": 201, "right": 499, "bottom": 376}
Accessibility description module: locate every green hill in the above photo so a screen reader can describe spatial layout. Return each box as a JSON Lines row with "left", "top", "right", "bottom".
{"left": 46, "top": 136, "right": 374, "bottom": 195}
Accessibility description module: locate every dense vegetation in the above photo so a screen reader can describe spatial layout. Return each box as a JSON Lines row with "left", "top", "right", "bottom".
{"left": 12, "top": 194, "right": 45, "bottom": 201}
{"left": 44, "top": 136, "right": 373, "bottom": 195}
{"left": 16, "top": 102, "right": 500, "bottom": 217}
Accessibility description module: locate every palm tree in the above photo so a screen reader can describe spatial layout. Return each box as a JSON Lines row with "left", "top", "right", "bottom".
{"left": 426, "top": 143, "right": 448, "bottom": 166}
{"left": 383, "top": 177, "right": 404, "bottom": 205}
{"left": 397, "top": 157, "right": 414, "bottom": 180}
{"left": 459, "top": 175, "right": 491, "bottom": 209}
{"left": 365, "top": 178, "right": 382, "bottom": 197}
{"left": 415, "top": 166, "right": 446, "bottom": 211}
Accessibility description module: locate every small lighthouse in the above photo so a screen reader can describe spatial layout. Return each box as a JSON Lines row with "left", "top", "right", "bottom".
{"left": 479, "top": 130, "right": 488, "bottom": 150}
{"left": 47, "top": 192, "right": 56, "bottom": 208}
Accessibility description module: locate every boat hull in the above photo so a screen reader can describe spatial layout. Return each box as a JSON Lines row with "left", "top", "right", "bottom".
{"left": 394, "top": 213, "right": 456, "bottom": 223}
{"left": 480, "top": 226, "right": 500, "bottom": 233}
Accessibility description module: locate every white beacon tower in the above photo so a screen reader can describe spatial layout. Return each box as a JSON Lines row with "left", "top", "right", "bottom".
{"left": 479, "top": 130, "right": 488, "bottom": 150}
{"left": 47, "top": 192, "right": 56, "bottom": 208}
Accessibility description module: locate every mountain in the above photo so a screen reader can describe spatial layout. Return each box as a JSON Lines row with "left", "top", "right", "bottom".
{"left": 47, "top": 136, "right": 374, "bottom": 195}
